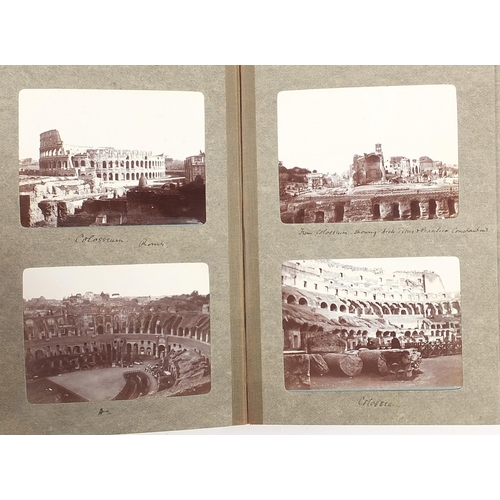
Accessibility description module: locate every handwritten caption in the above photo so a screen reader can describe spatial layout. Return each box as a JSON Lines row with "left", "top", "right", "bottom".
{"left": 358, "top": 396, "right": 395, "bottom": 408}
{"left": 74, "top": 234, "right": 167, "bottom": 248}
{"left": 299, "top": 226, "right": 490, "bottom": 238}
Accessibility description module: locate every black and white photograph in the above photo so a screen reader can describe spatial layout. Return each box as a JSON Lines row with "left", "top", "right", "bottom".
{"left": 19, "top": 89, "right": 206, "bottom": 227}
{"left": 278, "top": 85, "right": 459, "bottom": 223}
{"left": 23, "top": 263, "right": 210, "bottom": 404}
{"left": 282, "top": 257, "right": 462, "bottom": 391}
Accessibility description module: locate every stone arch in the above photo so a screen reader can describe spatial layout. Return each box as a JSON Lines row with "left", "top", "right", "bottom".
{"left": 286, "top": 295, "right": 297, "bottom": 304}
{"left": 425, "top": 303, "right": 437, "bottom": 316}
{"left": 428, "top": 199, "right": 437, "bottom": 219}
{"left": 410, "top": 200, "right": 420, "bottom": 219}
{"left": 298, "top": 297, "right": 308, "bottom": 306}
{"left": 391, "top": 203, "right": 400, "bottom": 219}
{"left": 320, "top": 301, "right": 328, "bottom": 309}
{"left": 315, "top": 211, "right": 325, "bottom": 223}
{"left": 330, "top": 303, "right": 338, "bottom": 312}
{"left": 447, "top": 198, "right": 456, "bottom": 216}
{"left": 334, "top": 203, "right": 344, "bottom": 222}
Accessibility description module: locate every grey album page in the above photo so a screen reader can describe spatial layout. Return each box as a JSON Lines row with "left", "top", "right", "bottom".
{"left": 0, "top": 66, "right": 246, "bottom": 434}
{"left": 242, "top": 66, "right": 499, "bottom": 425}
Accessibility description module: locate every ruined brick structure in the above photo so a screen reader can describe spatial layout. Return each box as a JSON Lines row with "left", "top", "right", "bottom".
{"left": 282, "top": 260, "right": 461, "bottom": 351}
{"left": 24, "top": 296, "right": 211, "bottom": 363}
{"left": 184, "top": 151, "right": 206, "bottom": 184}
{"left": 351, "top": 143, "right": 385, "bottom": 186}
{"left": 281, "top": 186, "right": 458, "bottom": 223}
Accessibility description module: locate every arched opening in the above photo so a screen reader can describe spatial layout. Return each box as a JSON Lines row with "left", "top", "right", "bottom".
{"left": 410, "top": 200, "right": 420, "bottom": 219}
{"left": 287, "top": 295, "right": 296, "bottom": 304}
{"left": 315, "top": 211, "right": 325, "bottom": 223}
{"left": 298, "top": 298, "right": 308, "bottom": 306}
{"left": 339, "top": 304, "right": 347, "bottom": 313}
{"left": 97, "top": 325, "right": 104, "bottom": 335}
{"left": 428, "top": 199, "right": 437, "bottom": 219}
{"left": 447, "top": 198, "right": 456, "bottom": 216}
{"left": 334, "top": 203, "right": 344, "bottom": 222}
{"left": 373, "top": 203, "right": 380, "bottom": 220}
{"left": 330, "top": 303, "right": 338, "bottom": 312}
{"left": 320, "top": 302, "right": 328, "bottom": 309}
{"left": 391, "top": 203, "right": 400, "bottom": 219}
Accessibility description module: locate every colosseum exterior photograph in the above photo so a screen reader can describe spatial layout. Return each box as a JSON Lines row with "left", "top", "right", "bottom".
{"left": 278, "top": 85, "right": 459, "bottom": 223}
{"left": 282, "top": 257, "right": 462, "bottom": 391}
{"left": 19, "top": 89, "right": 206, "bottom": 227}
{"left": 23, "top": 263, "right": 210, "bottom": 404}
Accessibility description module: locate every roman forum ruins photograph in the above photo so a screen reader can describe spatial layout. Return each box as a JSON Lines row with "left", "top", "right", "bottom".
{"left": 23, "top": 263, "right": 210, "bottom": 404}
{"left": 278, "top": 85, "right": 459, "bottom": 223}
{"left": 19, "top": 89, "right": 206, "bottom": 227}
{"left": 282, "top": 257, "right": 462, "bottom": 391}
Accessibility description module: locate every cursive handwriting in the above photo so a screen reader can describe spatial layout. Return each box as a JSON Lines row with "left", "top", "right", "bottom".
{"left": 75, "top": 234, "right": 124, "bottom": 244}
{"left": 139, "top": 238, "right": 165, "bottom": 248}
{"left": 358, "top": 396, "right": 394, "bottom": 408}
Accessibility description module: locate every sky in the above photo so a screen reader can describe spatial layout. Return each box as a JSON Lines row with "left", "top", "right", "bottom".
{"left": 278, "top": 84, "right": 458, "bottom": 174}
{"left": 316, "top": 257, "right": 460, "bottom": 293}
{"left": 23, "top": 263, "right": 209, "bottom": 300}
{"left": 19, "top": 89, "right": 205, "bottom": 161}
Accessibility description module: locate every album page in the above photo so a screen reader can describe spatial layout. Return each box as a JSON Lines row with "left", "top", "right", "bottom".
{"left": 242, "top": 65, "right": 499, "bottom": 425}
{"left": 0, "top": 65, "right": 246, "bottom": 433}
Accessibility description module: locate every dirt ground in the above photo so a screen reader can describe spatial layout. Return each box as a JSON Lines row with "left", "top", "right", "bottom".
{"left": 309, "top": 355, "right": 463, "bottom": 391}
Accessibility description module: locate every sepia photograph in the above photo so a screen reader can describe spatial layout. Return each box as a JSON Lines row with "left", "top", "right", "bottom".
{"left": 19, "top": 89, "right": 206, "bottom": 227}
{"left": 23, "top": 263, "right": 210, "bottom": 403}
{"left": 278, "top": 85, "right": 459, "bottom": 223}
{"left": 282, "top": 257, "right": 462, "bottom": 391}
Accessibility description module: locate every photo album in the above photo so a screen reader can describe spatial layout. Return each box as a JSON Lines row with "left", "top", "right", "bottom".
{"left": 0, "top": 66, "right": 497, "bottom": 433}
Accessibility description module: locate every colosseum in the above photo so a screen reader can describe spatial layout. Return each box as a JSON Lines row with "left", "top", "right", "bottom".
{"left": 282, "top": 259, "right": 461, "bottom": 351}
{"left": 38, "top": 129, "right": 167, "bottom": 182}
{"left": 20, "top": 129, "right": 206, "bottom": 227}
{"left": 23, "top": 292, "right": 210, "bottom": 402}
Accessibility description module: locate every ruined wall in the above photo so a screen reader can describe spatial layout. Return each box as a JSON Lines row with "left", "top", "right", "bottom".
{"left": 281, "top": 188, "right": 458, "bottom": 223}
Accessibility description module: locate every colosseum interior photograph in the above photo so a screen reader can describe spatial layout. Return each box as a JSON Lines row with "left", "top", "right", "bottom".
{"left": 282, "top": 257, "right": 462, "bottom": 391}
{"left": 23, "top": 263, "right": 211, "bottom": 404}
